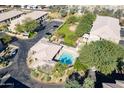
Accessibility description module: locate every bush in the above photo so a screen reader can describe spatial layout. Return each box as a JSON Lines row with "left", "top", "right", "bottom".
{"left": 43, "top": 74, "right": 52, "bottom": 81}
{"left": 0, "top": 23, "right": 8, "bottom": 31}
{"left": 56, "top": 32, "right": 65, "bottom": 38}
{"left": 41, "top": 64, "right": 53, "bottom": 74}
{"left": 67, "top": 16, "right": 78, "bottom": 24}
{"left": 46, "top": 76, "right": 51, "bottom": 81}
{"left": 76, "top": 13, "right": 96, "bottom": 37}
{"left": 83, "top": 77, "right": 94, "bottom": 88}
{"left": 117, "top": 59, "right": 124, "bottom": 73}
{"left": 28, "top": 32, "right": 37, "bottom": 38}
{"left": 69, "top": 7, "right": 78, "bottom": 15}
{"left": 1, "top": 35, "right": 12, "bottom": 44}
{"left": 31, "top": 69, "right": 39, "bottom": 77}
{"left": 64, "top": 79, "right": 81, "bottom": 88}
{"left": 60, "top": 9, "right": 68, "bottom": 17}
{"left": 15, "top": 18, "right": 39, "bottom": 33}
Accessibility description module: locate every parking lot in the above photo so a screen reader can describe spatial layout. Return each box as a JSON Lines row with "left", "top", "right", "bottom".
{"left": 0, "top": 20, "right": 63, "bottom": 88}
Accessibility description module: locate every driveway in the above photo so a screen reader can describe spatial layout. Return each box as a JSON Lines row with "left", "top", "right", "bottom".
{"left": 0, "top": 20, "right": 63, "bottom": 88}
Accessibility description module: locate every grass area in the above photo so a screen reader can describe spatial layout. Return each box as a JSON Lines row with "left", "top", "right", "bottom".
{"left": 57, "top": 22, "right": 78, "bottom": 46}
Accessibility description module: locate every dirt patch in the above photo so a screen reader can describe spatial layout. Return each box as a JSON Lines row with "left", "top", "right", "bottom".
{"left": 69, "top": 24, "right": 77, "bottom": 32}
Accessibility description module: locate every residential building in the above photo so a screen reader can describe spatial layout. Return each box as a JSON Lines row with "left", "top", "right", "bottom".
{"left": 28, "top": 38, "right": 62, "bottom": 68}
{"left": 9, "top": 11, "right": 48, "bottom": 32}
{"left": 0, "top": 8, "right": 7, "bottom": 13}
{"left": 0, "top": 10, "right": 23, "bottom": 24}
{"left": 86, "top": 16, "right": 120, "bottom": 43}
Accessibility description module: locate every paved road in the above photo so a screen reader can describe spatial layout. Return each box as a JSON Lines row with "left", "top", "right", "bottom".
{"left": 0, "top": 21, "right": 64, "bottom": 88}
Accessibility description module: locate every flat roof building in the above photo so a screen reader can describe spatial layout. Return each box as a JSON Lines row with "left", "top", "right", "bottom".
{"left": 0, "top": 8, "right": 7, "bottom": 13}
{"left": 28, "top": 38, "right": 62, "bottom": 68}
{"left": 9, "top": 11, "right": 48, "bottom": 32}
{"left": 0, "top": 10, "right": 23, "bottom": 23}
{"left": 89, "top": 16, "right": 121, "bottom": 43}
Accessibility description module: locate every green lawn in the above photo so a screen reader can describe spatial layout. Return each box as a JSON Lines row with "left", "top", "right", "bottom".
{"left": 57, "top": 23, "right": 77, "bottom": 46}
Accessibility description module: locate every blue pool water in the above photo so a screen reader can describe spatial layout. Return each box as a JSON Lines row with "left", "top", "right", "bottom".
{"left": 59, "top": 52, "right": 74, "bottom": 65}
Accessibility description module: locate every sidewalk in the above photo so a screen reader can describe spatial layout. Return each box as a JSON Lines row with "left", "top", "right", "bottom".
{"left": 5, "top": 32, "right": 28, "bottom": 39}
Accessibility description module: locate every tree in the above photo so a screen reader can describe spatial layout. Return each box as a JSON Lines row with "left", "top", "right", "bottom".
{"left": 69, "top": 6, "right": 78, "bottom": 15}
{"left": 31, "top": 69, "right": 39, "bottom": 77}
{"left": 80, "top": 6, "right": 86, "bottom": 13}
{"left": 60, "top": 9, "right": 68, "bottom": 17}
{"left": 1, "top": 35, "right": 12, "bottom": 44}
{"left": 83, "top": 77, "right": 94, "bottom": 88}
{"left": 75, "top": 13, "right": 96, "bottom": 37}
{"left": 49, "top": 5, "right": 62, "bottom": 13}
{"left": 114, "top": 9, "right": 123, "bottom": 18}
{"left": 64, "top": 79, "right": 81, "bottom": 88}
{"left": 117, "top": 58, "right": 124, "bottom": 73}
{"left": 22, "top": 18, "right": 39, "bottom": 32}
{"left": 0, "top": 23, "right": 8, "bottom": 31}
{"left": 98, "top": 8, "right": 114, "bottom": 17}
{"left": 67, "top": 16, "right": 78, "bottom": 24}
{"left": 15, "top": 23, "right": 24, "bottom": 33}
{"left": 15, "top": 17, "right": 39, "bottom": 33}
{"left": 79, "top": 40, "right": 124, "bottom": 75}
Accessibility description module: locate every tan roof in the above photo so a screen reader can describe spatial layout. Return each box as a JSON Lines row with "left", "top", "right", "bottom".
{"left": 0, "top": 10, "right": 23, "bottom": 22}
{"left": 30, "top": 39, "right": 62, "bottom": 61}
{"left": 9, "top": 11, "right": 47, "bottom": 31}
{"left": 29, "top": 39, "right": 62, "bottom": 68}
{"left": 90, "top": 16, "right": 121, "bottom": 43}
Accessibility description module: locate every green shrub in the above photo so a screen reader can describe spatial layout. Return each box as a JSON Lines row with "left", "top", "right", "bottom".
{"left": 28, "top": 32, "right": 37, "bottom": 38}
{"left": 76, "top": 13, "right": 96, "bottom": 37}
{"left": 0, "top": 23, "right": 8, "bottom": 31}
{"left": 31, "top": 69, "right": 39, "bottom": 77}
{"left": 1, "top": 35, "right": 12, "bottom": 44}
{"left": 46, "top": 76, "right": 51, "bottom": 81}
{"left": 69, "top": 7, "right": 78, "bottom": 15}
{"left": 60, "top": 9, "right": 68, "bottom": 17}
{"left": 83, "top": 77, "right": 94, "bottom": 88}
{"left": 67, "top": 16, "right": 78, "bottom": 24}
{"left": 64, "top": 79, "right": 81, "bottom": 88}
{"left": 15, "top": 18, "right": 39, "bottom": 33}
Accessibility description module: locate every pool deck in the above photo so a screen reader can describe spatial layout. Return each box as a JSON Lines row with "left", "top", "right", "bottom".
{"left": 54, "top": 44, "right": 79, "bottom": 65}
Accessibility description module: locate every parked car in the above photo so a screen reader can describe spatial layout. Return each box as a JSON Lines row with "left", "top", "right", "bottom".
{"left": 9, "top": 49, "right": 18, "bottom": 57}
{"left": 53, "top": 25, "right": 59, "bottom": 28}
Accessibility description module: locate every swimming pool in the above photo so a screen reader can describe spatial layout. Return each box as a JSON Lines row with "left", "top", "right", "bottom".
{"left": 58, "top": 52, "right": 74, "bottom": 65}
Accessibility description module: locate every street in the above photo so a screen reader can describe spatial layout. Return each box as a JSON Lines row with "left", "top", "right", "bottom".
{"left": 0, "top": 20, "right": 64, "bottom": 88}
